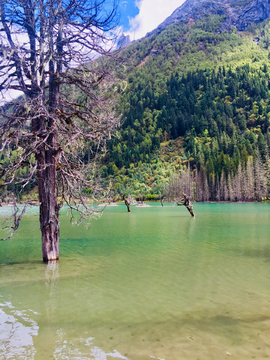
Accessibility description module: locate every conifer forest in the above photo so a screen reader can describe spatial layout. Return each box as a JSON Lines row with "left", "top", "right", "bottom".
{"left": 1, "top": 14, "right": 270, "bottom": 203}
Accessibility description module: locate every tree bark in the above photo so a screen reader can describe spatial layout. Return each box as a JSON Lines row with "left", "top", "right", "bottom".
{"left": 123, "top": 195, "right": 131, "bottom": 212}
{"left": 37, "top": 0, "right": 61, "bottom": 262}
{"left": 0, "top": 0, "right": 119, "bottom": 257}
{"left": 37, "top": 141, "right": 59, "bottom": 262}
{"left": 34, "top": 110, "right": 59, "bottom": 262}
{"left": 177, "top": 193, "right": 195, "bottom": 217}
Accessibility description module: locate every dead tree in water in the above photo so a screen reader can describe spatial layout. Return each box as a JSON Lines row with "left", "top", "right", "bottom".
{"left": 177, "top": 193, "right": 195, "bottom": 217}
{"left": 122, "top": 195, "right": 131, "bottom": 212}
{"left": 0, "top": 0, "right": 119, "bottom": 262}
{"left": 159, "top": 191, "right": 164, "bottom": 207}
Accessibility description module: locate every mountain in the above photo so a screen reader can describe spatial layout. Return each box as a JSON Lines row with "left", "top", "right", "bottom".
{"left": 4, "top": 2, "right": 269, "bottom": 202}
{"left": 147, "top": 0, "right": 270, "bottom": 36}
{"left": 116, "top": 34, "right": 131, "bottom": 49}
{"left": 100, "top": 8, "right": 270, "bottom": 201}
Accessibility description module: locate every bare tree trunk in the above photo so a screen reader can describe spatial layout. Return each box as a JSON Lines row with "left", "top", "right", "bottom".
{"left": 123, "top": 195, "right": 131, "bottom": 212}
{"left": 195, "top": 170, "right": 203, "bottom": 201}
{"left": 216, "top": 179, "right": 221, "bottom": 201}
{"left": 246, "top": 157, "right": 255, "bottom": 201}
{"left": 37, "top": 0, "right": 61, "bottom": 262}
{"left": 177, "top": 193, "right": 195, "bottom": 217}
{"left": 159, "top": 191, "right": 164, "bottom": 206}
{"left": 37, "top": 141, "right": 59, "bottom": 262}
{"left": 234, "top": 163, "right": 243, "bottom": 201}
{"left": 227, "top": 173, "right": 234, "bottom": 201}
{"left": 254, "top": 153, "right": 264, "bottom": 201}
{"left": 209, "top": 173, "right": 215, "bottom": 201}
{"left": 203, "top": 171, "right": 209, "bottom": 202}
{"left": 224, "top": 178, "right": 229, "bottom": 201}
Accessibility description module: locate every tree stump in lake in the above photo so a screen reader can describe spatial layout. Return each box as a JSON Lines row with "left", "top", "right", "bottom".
{"left": 122, "top": 195, "right": 131, "bottom": 212}
{"left": 177, "top": 193, "right": 195, "bottom": 217}
{"left": 159, "top": 193, "right": 164, "bottom": 207}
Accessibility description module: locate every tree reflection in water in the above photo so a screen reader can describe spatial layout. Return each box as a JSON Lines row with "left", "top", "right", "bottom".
{"left": 0, "top": 262, "right": 129, "bottom": 360}
{"left": 0, "top": 301, "right": 38, "bottom": 359}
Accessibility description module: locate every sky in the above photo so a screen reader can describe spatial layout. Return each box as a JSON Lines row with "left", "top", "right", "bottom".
{"left": 0, "top": 0, "right": 186, "bottom": 103}
{"left": 118, "top": 0, "right": 186, "bottom": 40}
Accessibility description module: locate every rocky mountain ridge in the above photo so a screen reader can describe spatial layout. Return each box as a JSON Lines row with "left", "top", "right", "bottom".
{"left": 147, "top": 0, "right": 270, "bottom": 36}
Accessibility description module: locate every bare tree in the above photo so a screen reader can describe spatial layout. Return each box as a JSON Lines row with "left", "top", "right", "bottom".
{"left": 219, "top": 170, "right": 226, "bottom": 201}
{"left": 166, "top": 156, "right": 269, "bottom": 204}
{"left": 202, "top": 171, "right": 209, "bottom": 202}
{"left": 194, "top": 169, "right": 203, "bottom": 202}
{"left": 181, "top": 164, "right": 192, "bottom": 198}
{"left": 177, "top": 192, "right": 195, "bottom": 217}
{"left": 0, "top": 0, "right": 120, "bottom": 261}
{"left": 234, "top": 163, "right": 243, "bottom": 201}
{"left": 159, "top": 191, "right": 164, "bottom": 207}
{"left": 165, "top": 169, "right": 195, "bottom": 216}
{"left": 165, "top": 174, "right": 181, "bottom": 202}
{"left": 227, "top": 173, "right": 234, "bottom": 201}
{"left": 254, "top": 151, "right": 267, "bottom": 201}
{"left": 245, "top": 157, "right": 255, "bottom": 201}
{"left": 265, "top": 150, "right": 270, "bottom": 199}
{"left": 122, "top": 195, "right": 130, "bottom": 212}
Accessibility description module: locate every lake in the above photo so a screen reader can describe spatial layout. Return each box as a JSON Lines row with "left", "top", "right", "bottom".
{"left": 0, "top": 203, "right": 270, "bottom": 360}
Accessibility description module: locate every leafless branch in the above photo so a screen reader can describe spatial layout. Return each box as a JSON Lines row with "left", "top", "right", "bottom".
{"left": 0, "top": 0, "right": 121, "bottom": 256}
{"left": 0, "top": 197, "right": 37, "bottom": 241}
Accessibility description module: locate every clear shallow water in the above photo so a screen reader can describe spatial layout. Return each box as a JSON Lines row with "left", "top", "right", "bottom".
{"left": 0, "top": 203, "right": 270, "bottom": 360}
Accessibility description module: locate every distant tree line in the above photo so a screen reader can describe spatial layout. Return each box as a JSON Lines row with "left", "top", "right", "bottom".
{"left": 166, "top": 154, "right": 269, "bottom": 202}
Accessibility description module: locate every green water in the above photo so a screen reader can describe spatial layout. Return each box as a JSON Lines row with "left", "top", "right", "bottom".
{"left": 0, "top": 203, "right": 270, "bottom": 360}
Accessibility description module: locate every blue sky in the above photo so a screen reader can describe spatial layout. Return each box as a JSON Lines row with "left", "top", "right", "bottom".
{"left": 1, "top": 0, "right": 186, "bottom": 104}
{"left": 118, "top": 0, "right": 186, "bottom": 40}
{"left": 119, "top": 0, "right": 139, "bottom": 31}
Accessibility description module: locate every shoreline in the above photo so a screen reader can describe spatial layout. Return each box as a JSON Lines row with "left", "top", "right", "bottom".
{"left": 1, "top": 200, "right": 269, "bottom": 208}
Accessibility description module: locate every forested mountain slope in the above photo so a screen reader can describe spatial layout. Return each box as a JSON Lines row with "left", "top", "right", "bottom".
{"left": 100, "top": 14, "right": 270, "bottom": 200}
{"left": 1, "top": 13, "right": 270, "bottom": 202}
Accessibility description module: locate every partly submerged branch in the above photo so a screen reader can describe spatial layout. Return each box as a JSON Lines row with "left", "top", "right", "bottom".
{"left": 122, "top": 194, "right": 131, "bottom": 212}
{"left": 177, "top": 193, "right": 195, "bottom": 217}
{"left": 0, "top": 199, "right": 36, "bottom": 241}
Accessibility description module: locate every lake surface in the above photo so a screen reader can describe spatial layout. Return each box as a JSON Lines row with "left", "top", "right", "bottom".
{"left": 0, "top": 203, "right": 270, "bottom": 360}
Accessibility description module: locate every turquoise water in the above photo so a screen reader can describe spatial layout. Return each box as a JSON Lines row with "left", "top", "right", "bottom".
{"left": 0, "top": 203, "right": 270, "bottom": 360}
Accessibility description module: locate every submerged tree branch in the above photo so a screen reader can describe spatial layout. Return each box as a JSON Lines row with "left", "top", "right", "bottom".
{"left": 0, "top": 0, "right": 121, "bottom": 257}
{"left": 0, "top": 199, "right": 36, "bottom": 241}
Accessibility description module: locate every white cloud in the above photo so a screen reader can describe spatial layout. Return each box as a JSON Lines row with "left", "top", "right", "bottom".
{"left": 125, "top": 0, "right": 186, "bottom": 40}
